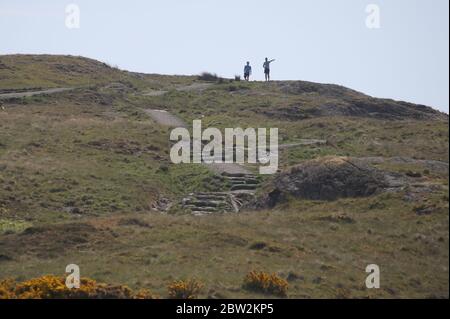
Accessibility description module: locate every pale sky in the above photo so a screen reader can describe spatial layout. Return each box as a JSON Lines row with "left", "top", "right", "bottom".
{"left": 0, "top": 0, "right": 448, "bottom": 112}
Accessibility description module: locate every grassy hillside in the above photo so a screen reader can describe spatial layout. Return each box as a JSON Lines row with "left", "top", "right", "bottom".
{"left": 0, "top": 54, "right": 194, "bottom": 91}
{"left": 0, "top": 55, "right": 448, "bottom": 298}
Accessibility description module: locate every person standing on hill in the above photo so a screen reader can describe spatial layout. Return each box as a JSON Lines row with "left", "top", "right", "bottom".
{"left": 244, "top": 61, "right": 252, "bottom": 81}
{"left": 263, "top": 57, "right": 275, "bottom": 81}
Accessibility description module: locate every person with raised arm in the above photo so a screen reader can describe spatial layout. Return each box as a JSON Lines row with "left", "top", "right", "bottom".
{"left": 263, "top": 57, "right": 275, "bottom": 82}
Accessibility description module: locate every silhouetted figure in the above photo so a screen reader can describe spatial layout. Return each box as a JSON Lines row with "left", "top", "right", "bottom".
{"left": 263, "top": 57, "right": 275, "bottom": 81}
{"left": 244, "top": 62, "right": 252, "bottom": 81}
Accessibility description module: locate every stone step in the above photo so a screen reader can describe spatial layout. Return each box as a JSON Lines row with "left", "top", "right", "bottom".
{"left": 186, "top": 206, "right": 221, "bottom": 212}
{"left": 230, "top": 189, "right": 257, "bottom": 194}
{"left": 225, "top": 176, "right": 258, "bottom": 181}
{"left": 226, "top": 179, "right": 259, "bottom": 185}
{"left": 185, "top": 193, "right": 227, "bottom": 199}
{"left": 191, "top": 211, "right": 214, "bottom": 216}
{"left": 192, "top": 194, "right": 228, "bottom": 201}
{"left": 183, "top": 200, "right": 225, "bottom": 208}
{"left": 230, "top": 184, "right": 257, "bottom": 191}
{"left": 183, "top": 203, "right": 221, "bottom": 209}
{"left": 195, "top": 192, "right": 229, "bottom": 196}
{"left": 221, "top": 172, "right": 255, "bottom": 178}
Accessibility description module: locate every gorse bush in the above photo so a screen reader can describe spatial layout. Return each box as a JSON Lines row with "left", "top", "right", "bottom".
{"left": 243, "top": 271, "right": 288, "bottom": 297}
{"left": 0, "top": 279, "right": 15, "bottom": 299}
{"left": 167, "top": 279, "right": 203, "bottom": 299}
{"left": 1, "top": 273, "right": 287, "bottom": 299}
{"left": 0, "top": 275, "right": 156, "bottom": 299}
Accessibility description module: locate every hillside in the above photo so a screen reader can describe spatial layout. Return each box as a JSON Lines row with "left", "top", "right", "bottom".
{"left": 0, "top": 54, "right": 194, "bottom": 92}
{"left": 0, "top": 55, "right": 448, "bottom": 299}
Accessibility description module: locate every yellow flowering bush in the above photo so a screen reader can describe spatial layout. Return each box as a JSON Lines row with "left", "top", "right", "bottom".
{"left": 243, "top": 271, "right": 288, "bottom": 297}
{"left": 0, "top": 279, "right": 16, "bottom": 299}
{"left": 167, "top": 279, "right": 203, "bottom": 299}
{"left": 0, "top": 275, "right": 156, "bottom": 299}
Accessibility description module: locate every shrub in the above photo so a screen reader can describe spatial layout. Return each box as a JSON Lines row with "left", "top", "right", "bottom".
{"left": 168, "top": 279, "right": 203, "bottom": 299}
{"left": 158, "top": 164, "right": 169, "bottom": 173}
{"left": 243, "top": 271, "right": 288, "bottom": 297}
{"left": 0, "top": 275, "right": 157, "bottom": 299}
{"left": 197, "top": 72, "right": 221, "bottom": 82}
{"left": 0, "top": 279, "right": 15, "bottom": 299}
{"left": 227, "top": 85, "right": 238, "bottom": 92}
{"left": 129, "top": 288, "right": 156, "bottom": 299}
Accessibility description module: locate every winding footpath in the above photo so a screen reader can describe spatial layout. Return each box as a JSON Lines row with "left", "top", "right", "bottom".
{"left": 0, "top": 88, "right": 74, "bottom": 99}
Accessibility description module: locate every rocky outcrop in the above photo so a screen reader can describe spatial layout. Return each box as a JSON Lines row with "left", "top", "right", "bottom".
{"left": 258, "top": 156, "right": 388, "bottom": 207}
{"left": 273, "top": 81, "right": 448, "bottom": 121}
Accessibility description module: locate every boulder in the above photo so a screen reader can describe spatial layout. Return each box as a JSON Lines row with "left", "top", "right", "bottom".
{"left": 258, "top": 156, "right": 387, "bottom": 207}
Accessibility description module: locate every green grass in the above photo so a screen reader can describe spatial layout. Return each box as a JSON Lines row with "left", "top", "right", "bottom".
{"left": 0, "top": 54, "right": 195, "bottom": 91}
{"left": 0, "top": 219, "right": 32, "bottom": 235}
{"left": 0, "top": 88, "right": 218, "bottom": 223}
{"left": 0, "top": 190, "right": 447, "bottom": 298}
{"left": 0, "top": 55, "right": 448, "bottom": 298}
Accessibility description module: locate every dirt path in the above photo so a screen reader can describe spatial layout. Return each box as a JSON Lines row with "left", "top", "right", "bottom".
{"left": 144, "top": 108, "right": 253, "bottom": 175}
{"left": 142, "top": 82, "right": 213, "bottom": 97}
{"left": 142, "top": 90, "right": 168, "bottom": 97}
{"left": 0, "top": 88, "right": 74, "bottom": 99}
{"left": 144, "top": 107, "right": 329, "bottom": 175}
{"left": 208, "top": 163, "right": 253, "bottom": 175}
{"left": 144, "top": 109, "right": 187, "bottom": 128}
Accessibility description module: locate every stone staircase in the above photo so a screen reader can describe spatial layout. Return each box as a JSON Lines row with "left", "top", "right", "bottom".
{"left": 144, "top": 107, "right": 327, "bottom": 216}
{"left": 181, "top": 172, "right": 260, "bottom": 216}
{"left": 223, "top": 172, "right": 259, "bottom": 192}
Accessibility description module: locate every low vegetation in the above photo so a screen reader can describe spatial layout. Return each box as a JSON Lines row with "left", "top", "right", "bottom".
{"left": 0, "top": 54, "right": 448, "bottom": 299}
{"left": 0, "top": 275, "right": 156, "bottom": 299}
{"left": 168, "top": 279, "right": 204, "bottom": 299}
{"left": 197, "top": 72, "right": 222, "bottom": 83}
{"left": 243, "top": 271, "right": 289, "bottom": 297}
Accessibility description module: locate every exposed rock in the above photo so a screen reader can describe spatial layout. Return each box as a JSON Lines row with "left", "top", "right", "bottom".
{"left": 249, "top": 242, "right": 267, "bottom": 250}
{"left": 414, "top": 204, "right": 438, "bottom": 216}
{"left": 275, "top": 81, "right": 448, "bottom": 121}
{"left": 63, "top": 206, "right": 83, "bottom": 215}
{"left": 258, "top": 156, "right": 388, "bottom": 206}
{"left": 0, "top": 254, "right": 12, "bottom": 262}
{"left": 151, "top": 197, "right": 172, "bottom": 212}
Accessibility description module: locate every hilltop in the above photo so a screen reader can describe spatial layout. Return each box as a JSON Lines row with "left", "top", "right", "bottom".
{"left": 0, "top": 54, "right": 448, "bottom": 299}
{"left": 0, "top": 54, "right": 195, "bottom": 92}
{"left": 1, "top": 54, "right": 447, "bottom": 120}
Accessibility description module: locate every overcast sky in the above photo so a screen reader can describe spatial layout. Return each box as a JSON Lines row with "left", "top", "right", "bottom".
{"left": 1, "top": 0, "right": 448, "bottom": 112}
